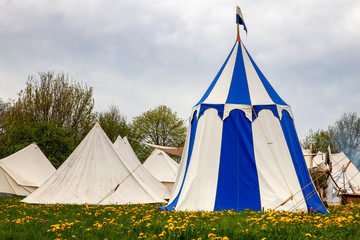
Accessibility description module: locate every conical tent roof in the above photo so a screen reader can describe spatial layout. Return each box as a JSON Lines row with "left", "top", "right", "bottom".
{"left": 113, "top": 136, "right": 169, "bottom": 199}
{"left": 0, "top": 143, "right": 56, "bottom": 196}
{"left": 22, "top": 123, "right": 164, "bottom": 205}
{"left": 143, "top": 149, "right": 179, "bottom": 183}
{"left": 161, "top": 6, "right": 327, "bottom": 213}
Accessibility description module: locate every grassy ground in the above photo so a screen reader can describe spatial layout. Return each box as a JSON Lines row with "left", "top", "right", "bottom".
{"left": 1, "top": 197, "right": 360, "bottom": 239}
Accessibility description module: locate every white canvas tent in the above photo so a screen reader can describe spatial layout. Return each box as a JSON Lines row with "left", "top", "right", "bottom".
{"left": 113, "top": 136, "right": 169, "bottom": 199}
{"left": 311, "top": 151, "right": 360, "bottom": 204}
{"left": 143, "top": 149, "right": 179, "bottom": 194}
{"left": 22, "top": 123, "right": 165, "bottom": 205}
{"left": 331, "top": 152, "right": 360, "bottom": 193}
{"left": 0, "top": 143, "right": 56, "bottom": 196}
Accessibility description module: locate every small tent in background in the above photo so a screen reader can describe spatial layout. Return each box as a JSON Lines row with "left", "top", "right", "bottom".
{"left": 0, "top": 143, "right": 56, "bottom": 196}
{"left": 22, "top": 123, "right": 164, "bottom": 205}
{"left": 160, "top": 6, "right": 328, "bottom": 213}
{"left": 331, "top": 152, "right": 360, "bottom": 194}
{"left": 113, "top": 136, "right": 169, "bottom": 200}
{"left": 143, "top": 149, "right": 179, "bottom": 195}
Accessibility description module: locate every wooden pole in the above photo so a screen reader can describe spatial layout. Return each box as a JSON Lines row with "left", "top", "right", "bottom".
{"left": 236, "top": 23, "right": 241, "bottom": 42}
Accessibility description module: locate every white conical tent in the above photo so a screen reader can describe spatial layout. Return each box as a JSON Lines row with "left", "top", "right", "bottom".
{"left": 160, "top": 6, "right": 328, "bottom": 213}
{"left": 143, "top": 149, "right": 179, "bottom": 194}
{"left": 0, "top": 143, "right": 56, "bottom": 196}
{"left": 113, "top": 136, "right": 169, "bottom": 199}
{"left": 22, "top": 123, "right": 164, "bottom": 205}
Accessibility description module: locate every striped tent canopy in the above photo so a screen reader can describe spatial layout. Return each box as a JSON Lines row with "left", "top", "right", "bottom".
{"left": 160, "top": 6, "right": 328, "bottom": 213}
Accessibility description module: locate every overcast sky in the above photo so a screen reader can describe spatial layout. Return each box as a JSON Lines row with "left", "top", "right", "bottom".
{"left": 1, "top": 0, "right": 360, "bottom": 139}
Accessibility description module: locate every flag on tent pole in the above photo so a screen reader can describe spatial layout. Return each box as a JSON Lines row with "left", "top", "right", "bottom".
{"left": 236, "top": 6, "right": 247, "bottom": 33}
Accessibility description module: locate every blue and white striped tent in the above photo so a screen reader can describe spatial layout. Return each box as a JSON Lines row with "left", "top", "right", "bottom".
{"left": 160, "top": 7, "right": 328, "bottom": 213}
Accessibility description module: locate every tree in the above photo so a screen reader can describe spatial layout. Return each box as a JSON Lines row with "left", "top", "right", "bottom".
{"left": 329, "top": 112, "right": 360, "bottom": 164}
{"left": 302, "top": 112, "right": 360, "bottom": 167}
{"left": 302, "top": 129, "right": 335, "bottom": 154}
{"left": 0, "top": 71, "right": 96, "bottom": 167}
{"left": 0, "top": 98, "right": 8, "bottom": 132}
{"left": 0, "top": 98, "right": 6, "bottom": 115}
{"left": 98, "top": 104, "right": 130, "bottom": 142}
{"left": 4, "top": 71, "right": 96, "bottom": 143}
{"left": 131, "top": 105, "right": 187, "bottom": 162}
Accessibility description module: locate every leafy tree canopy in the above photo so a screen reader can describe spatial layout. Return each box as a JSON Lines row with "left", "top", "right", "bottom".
{"left": 302, "top": 129, "right": 335, "bottom": 154}
{"left": 303, "top": 112, "right": 360, "bottom": 167}
{"left": 131, "top": 105, "right": 187, "bottom": 162}
{"left": 0, "top": 71, "right": 96, "bottom": 167}
{"left": 329, "top": 112, "right": 360, "bottom": 163}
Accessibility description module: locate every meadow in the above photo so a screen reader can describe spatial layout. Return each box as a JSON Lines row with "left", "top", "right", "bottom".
{"left": 0, "top": 197, "right": 360, "bottom": 240}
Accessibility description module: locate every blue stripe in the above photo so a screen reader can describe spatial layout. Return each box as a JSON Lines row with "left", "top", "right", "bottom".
{"left": 214, "top": 109, "right": 261, "bottom": 211}
{"left": 194, "top": 43, "right": 237, "bottom": 107}
{"left": 243, "top": 45, "right": 287, "bottom": 106}
{"left": 280, "top": 110, "right": 328, "bottom": 214}
{"left": 226, "top": 42, "right": 251, "bottom": 105}
{"left": 198, "top": 104, "right": 224, "bottom": 120}
{"left": 158, "top": 111, "right": 199, "bottom": 211}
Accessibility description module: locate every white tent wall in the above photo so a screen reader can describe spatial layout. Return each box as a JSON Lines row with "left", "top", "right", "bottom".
{"left": 173, "top": 109, "right": 223, "bottom": 211}
{"left": 0, "top": 143, "right": 55, "bottom": 196}
{"left": 252, "top": 110, "right": 307, "bottom": 211}
{"left": 0, "top": 168, "right": 31, "bottom": 196}
{"left": 166, "top": 121, "right": 192, "bottom": 209}
{"left": 168, "top": 108, "right": 310, "bottom": 212}
{"left": 22, "top": 123, "right": 165, "bottom": 205}
{"left": 113, "top": 137, "right": 169, "bottom": 200}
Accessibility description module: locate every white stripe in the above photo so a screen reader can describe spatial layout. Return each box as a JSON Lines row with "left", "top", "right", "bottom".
{"left": 167, "top": 122, "right": 192, "bottom": 206}
{"left": 175, "top": 109, "right": 223, "bottom": 211}
{"left": 252, "top": 110, "right": 307, "bottom": 212}
{"left": 241, "top": 43, "right": 274, "bottom": 105}
{"left": 203, "top": 43, "right": 239, "bottom": 104}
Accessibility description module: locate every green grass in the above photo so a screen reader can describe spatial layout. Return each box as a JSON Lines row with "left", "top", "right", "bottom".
{"left": 1, "top": 197, "right": 360, "bottom": 239}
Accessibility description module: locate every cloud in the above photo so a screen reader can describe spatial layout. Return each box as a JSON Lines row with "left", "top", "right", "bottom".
{"left": 0, "top": 0, "right": 359, "bottom": 140}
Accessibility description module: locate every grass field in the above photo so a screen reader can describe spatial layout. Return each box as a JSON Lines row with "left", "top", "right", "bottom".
{"left": 1, "top": 197, "right": 360, "bottom": 239}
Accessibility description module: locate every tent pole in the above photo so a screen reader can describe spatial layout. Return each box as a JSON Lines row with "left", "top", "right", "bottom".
{"left": 236, "top": 23, "right": 241, "bottom": 42}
